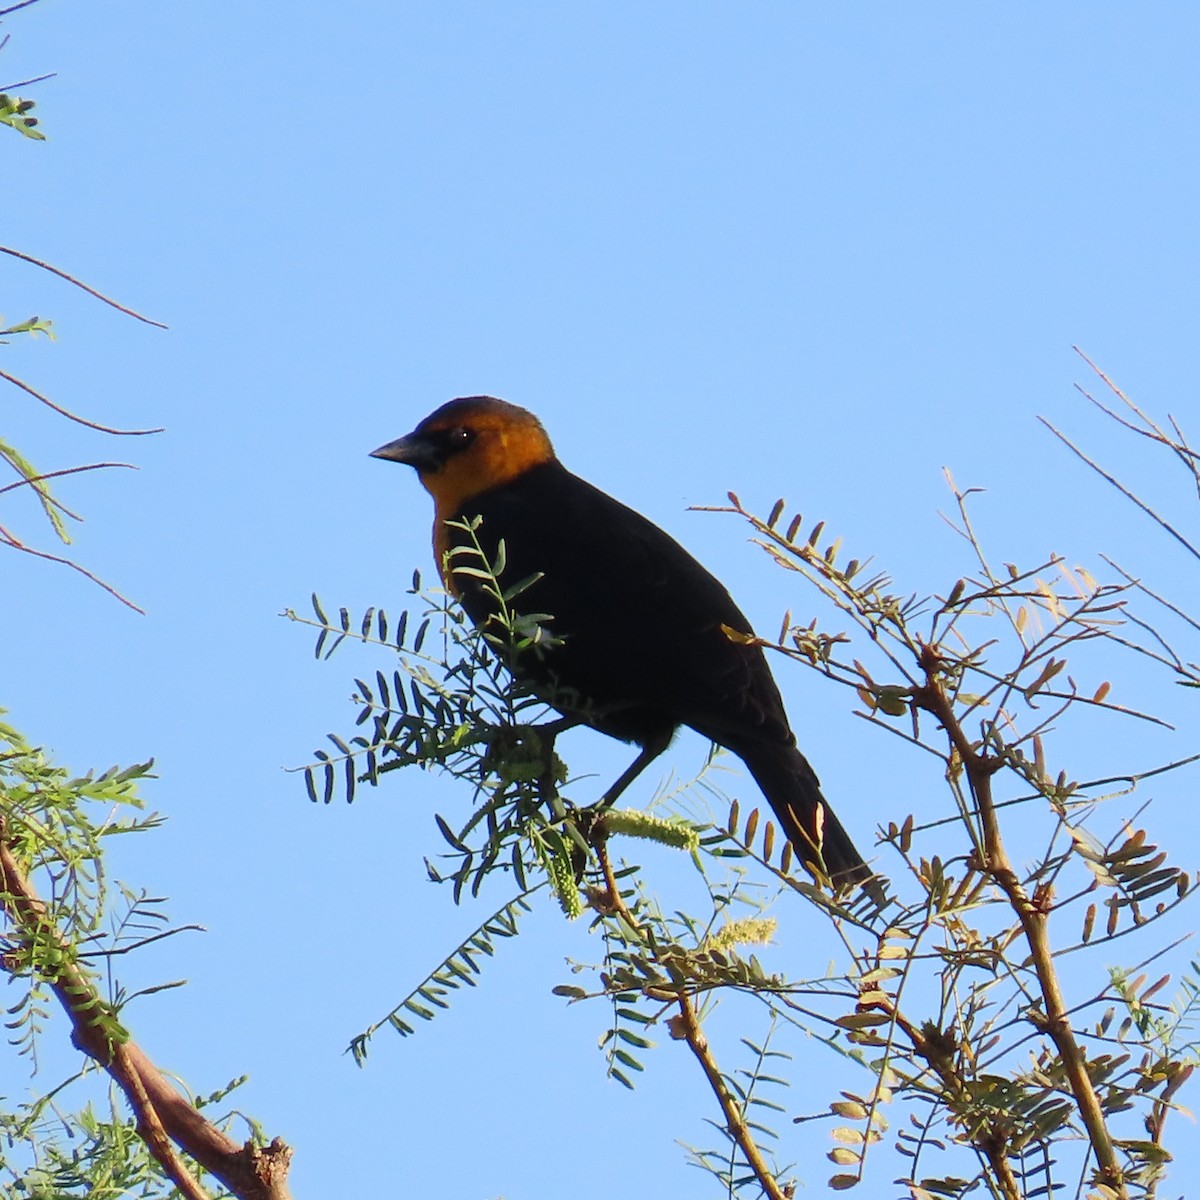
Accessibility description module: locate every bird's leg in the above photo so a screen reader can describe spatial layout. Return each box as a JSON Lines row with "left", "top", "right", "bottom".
{"left": 531, "top": 714, "right": 583, "bottom": 806}
{"left": 538, "top": 714, "right": 584, "bottom": 739}
{"left": 598, "top": 730, "right": 673, "bottom": 809}
{"left": 571, "top": 734, "right": 672, "bottom": 881}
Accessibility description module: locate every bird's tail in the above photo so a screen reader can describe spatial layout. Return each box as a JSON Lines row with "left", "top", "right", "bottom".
{"left": 733, "top": 739, "right": 871, "bottom": 891}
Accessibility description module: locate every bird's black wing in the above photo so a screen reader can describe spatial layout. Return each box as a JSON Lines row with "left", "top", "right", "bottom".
{"left": 452, "top": 459, "right": 870, "bottom": 886}
{"left": 453, "top": 460, "right": 792, "bottom": 750}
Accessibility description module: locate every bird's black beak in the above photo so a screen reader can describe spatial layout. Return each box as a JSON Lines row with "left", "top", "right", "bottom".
{"left": 370, "top": 432, "right": 439, "bottom": 472}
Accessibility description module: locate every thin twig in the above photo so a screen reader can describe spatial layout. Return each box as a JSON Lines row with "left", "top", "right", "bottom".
{"left": 595, "top": 836, "right": 788, "bottom": 1200}
{"left": 0, "top": 522, "right": 145, "bottom": 612}
{"left": 1040, "top": 417, "right": 1200, "bottom": 564}
{"left": 0, "top": 244, "right": 168, "bottom": 328}
{"left": 0, "top": 366, "right": 163, "bottom": 435}
{"left": 1101, "top": 555, "right": 1200, "bottom": 637}
{"left": 0, "top": 460, "right": 135, "bottom": 512}
{"left": 1073, "top": 347, "right": 1200, "bottom": 470}
{"left": 0, "top": 71, "right": 55, "bottom": 89}
{"left": 0, "top": 0, "right": 43, "bottom": 17}
{"left": 78, "top": 922, "right": 206, "bottom": 960}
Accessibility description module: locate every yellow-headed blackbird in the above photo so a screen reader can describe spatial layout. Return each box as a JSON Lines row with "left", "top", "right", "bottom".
{"left": 371, "top": 396, "right": 869, "bottom": 888}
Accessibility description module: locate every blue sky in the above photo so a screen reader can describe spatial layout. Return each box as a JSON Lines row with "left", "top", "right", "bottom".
{"left": 4, "top": 3, "right": 1200, "bottom": 1196}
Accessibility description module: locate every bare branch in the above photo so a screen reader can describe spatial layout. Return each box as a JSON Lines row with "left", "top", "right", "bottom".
{"left": 0, "top": 520, "right": 145, "bottom": 612}
{"left": 0, "top": 244, "right": 168, "bottom": 328}
{"left": 0, "top": 0, "right": 44, "bottom": 17}
{"left": 0, "top": 71, "right": 54, "bottom": 89}
{"left": 1040, "top": 417, "right": 1200, "bottom": 564}
{"left": 0, "top": 366, "right": 163, "bottom": 435}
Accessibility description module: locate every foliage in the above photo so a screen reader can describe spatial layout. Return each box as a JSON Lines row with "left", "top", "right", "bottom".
{"left": 0, "top": 719, "right": 160, "bottom": 1063}
{"left": 0, "top": 88, "right": 42, "bottom": 138}
{"left": 0, "top": 721, "right": 290, "bottom": 1199}
{"left": 1, "top": 10, "right": 291, "bottom": 1196}
{"left": 1, "top": 12, "right": 165, "bottom": 610}
{"left": 0, "top": 721, "right": 249, "bottom": 1198}
{"left": 0, "top": 1075, "right": 257, "bottom": 1200}
{"left": 301, "top": 365, "right": 1199, "bottom": 1200}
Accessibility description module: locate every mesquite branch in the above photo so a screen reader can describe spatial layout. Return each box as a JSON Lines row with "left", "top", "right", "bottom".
{"left": 912, "top": 646, "right": 1126, "bottom": 1196}
{"left": 594, "top": 836, "right": 788, "bottom": 1200}
{"left": 0, "top": 821, "right": 293, "bottom": 1200}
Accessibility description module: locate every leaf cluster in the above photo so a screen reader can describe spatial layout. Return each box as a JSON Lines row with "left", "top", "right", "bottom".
{"left": 0, "top": 719, "right": 160, "bottom": 1063}
{"left": 706, "top": 476, "right": 1200, "bottom": 1198}
{"left": 0, "top": 90, "right": 41, "bottom": 138}
{"left": 0, "top": 1074, "right": 256, "bottom": 1200}
{"left": 0, "top": 725, "right": 270, "bottom": 1197}
{"left": 1, "top": 28, "right": 162, "bottom": 609}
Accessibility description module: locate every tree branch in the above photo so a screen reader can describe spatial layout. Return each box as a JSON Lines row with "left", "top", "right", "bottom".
{"left": 912, "top": 650, "right": 1127, "bottom": 1196}
{"left": 0, "top": 244, "right": 168, "bottom": 327}
{"left": 0, "top": 821, "right": 293, "bottom": 1200}
{"left": 595, "top": 836, "right": 788, "bottom": 1200}
{"left": 672, "top": 987, "right": 789, "bottom": 1200}
{"left": 0, "top": 520, "right": 145, "bottom": 612}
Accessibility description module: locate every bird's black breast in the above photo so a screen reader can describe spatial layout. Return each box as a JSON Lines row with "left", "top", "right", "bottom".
{"left": 446, "top": 460, "right": 794, "bottom": 752}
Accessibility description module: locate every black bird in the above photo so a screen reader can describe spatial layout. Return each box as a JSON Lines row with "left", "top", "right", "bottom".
{"left": 371, "top": 396, "right": 870, "bottom": 888}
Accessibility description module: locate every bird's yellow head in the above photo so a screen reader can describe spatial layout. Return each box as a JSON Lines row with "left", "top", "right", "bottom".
{"left": 371, "top": 396, "right": 556, "bottom": 516}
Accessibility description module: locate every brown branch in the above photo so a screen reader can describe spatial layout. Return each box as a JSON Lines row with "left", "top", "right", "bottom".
{"left": 0, "top": 823, "right": 293, "bottom": 1200}
{"left": 0, "top": 366, "right": 164, "bottom": 435}
{"left": 114, "top": 1041, "right": 211, "bottom": 1200}
{"left": 883, "top": 1004, "right": 1023, "bottom": 1200}
{"left": 1039, "top": 417, "right": 1200, "bottom": 564}
{"left": 912, "top": 650, "right": 1127, "bottom": 1197}
{"left": 672, "top": 988, "right": 789, "bottom": 1200}
{"left": 0, "top": 521, "right": 145, "bottom": 613}
{"left": 594, "top": 837, "right": 630, "bottom": 921}
{"left": 0, "top": 244, "right": 168, "bottom": 328}
{"left": 594, "top": 836, "right": 787, "bottom": 1199}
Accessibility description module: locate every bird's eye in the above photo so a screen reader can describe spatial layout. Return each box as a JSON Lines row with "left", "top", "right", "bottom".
{"left": 449, "top": 426, "right": 474, "bottom": 447}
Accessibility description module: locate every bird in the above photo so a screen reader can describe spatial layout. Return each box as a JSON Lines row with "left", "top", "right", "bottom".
{"left": 370, "top": 396, "right": 871, "bottom": 890}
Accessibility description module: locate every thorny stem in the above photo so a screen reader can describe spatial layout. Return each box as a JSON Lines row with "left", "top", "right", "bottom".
{"left": 0, "top": 822, "right": 293, "bottom": 1200}
{"left": 594, "top": 837, "right": 788, "bottom": 1200}
{"left": 912, "top": 645, "right": 1127, "bottom": 1197}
